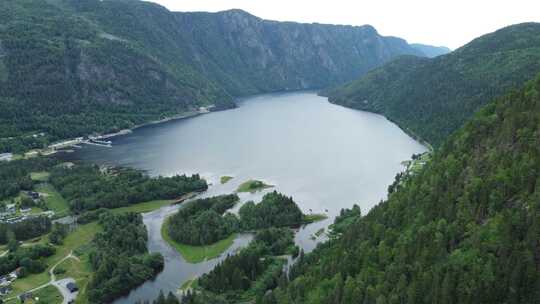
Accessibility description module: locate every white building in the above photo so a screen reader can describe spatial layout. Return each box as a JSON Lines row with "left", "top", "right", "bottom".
{"left": 5, "top": 204, "right": 16, "bottom": 212}
{"left": 0, "top": 153, "right": 13, "bottom": 161}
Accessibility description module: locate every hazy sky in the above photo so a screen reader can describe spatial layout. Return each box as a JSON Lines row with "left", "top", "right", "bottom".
{"left": 150, "top": 0, "right": 539, "bottom": 49}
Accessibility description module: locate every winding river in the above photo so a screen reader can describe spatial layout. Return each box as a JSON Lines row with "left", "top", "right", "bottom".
{"left": 65, "top": 92, "right": 427, "bottom": 303}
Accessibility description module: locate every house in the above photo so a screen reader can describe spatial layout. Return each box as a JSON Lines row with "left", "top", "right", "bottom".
{"left": 5, "top": 204, "right": 15, "bottom": 213}
{"left": 0, "top": 276, "right": 10, "bottom": 287}
{"left": 66, "top": 282, "right": 78, "bottom": 293}
{"left": 0, "top": 153, "right": 12, "bottom": 162}
{"left": 18, "top": 292, "right": 32, "bottom": 302}
{"left": 9, "top": 268, "right": 22, "bottom": 280}
{"left": 42, "top": 211, "right": 55, "bottom": 218}
{"left": 24, "top": 151, "right": 39, "bottom": 158}
{"left": 20, "top": 208, "right": 32, "bottom": 214}
{"left": 0, "top": 211, "right": 13, "bottom": 219}
{"left": 27, "top": 191, "right": 40, "bottom": 200}
{"left": 0, "top": 286, "right": 11, "bottom": 296}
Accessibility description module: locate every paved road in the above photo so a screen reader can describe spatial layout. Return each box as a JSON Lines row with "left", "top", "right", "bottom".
{"left": 52, "top": 278, "right": 78, "bottom": 304}
{"left": 49, "top": 251, "right": 80, "bottom": 304}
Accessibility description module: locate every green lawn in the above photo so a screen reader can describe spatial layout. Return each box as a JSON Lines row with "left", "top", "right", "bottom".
{"left": 30, "top": 207, "right": 44, "bottom": 215}
{"left": 162, "top": 217, "right": 236, "bottom": 263}
{"left": 9, "top": 222, "right": 101, "bottom": 296}
{"left": 55, "top": 255, "right": 92, "bottom": 281}
{"left": 236, "top": 179, "right": 273, "bottom": 193}
{"left": 35, "top": 183, "right": 69, "bottom": 217}
{"left": 179, "top": 278, "right": 199, "bottom": 292}
{"left": 12, "top": 154, "right": 24, "bottom": 161}
{"left": 111, "top": 200, "right": 174, "bottom": 214}
{"left": 314, "top": 228, "right": 325, "bottom": 237}
{"left": 220, "top": 176, "right": 233, "bottom": 184}
{"left": 55, "top": 254, "right": 93, "bottom": 304}
{"left": 30, "top": 172, "right": 50, "bottom": 182}
{"left": 4, "top": 285, "right": 63, "bottom": 304}
{"left": 303, "top": 213, "right": 328, "bottom": 223}
{"left": 409, "top": 152, "right": 431, "bottom": 174}
{"left": 32, "top": 285, "right": 63, "bottom": 303}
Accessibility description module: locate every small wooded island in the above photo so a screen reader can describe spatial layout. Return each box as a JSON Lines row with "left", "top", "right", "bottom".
{"left": 220, "top": 176, "right": 234, "bottom": 184}
{"left": 235, "top": 179, "right": 273, "bottom": 193}
{"left": 162, "top": 191, "right": 326, "bottom": 263}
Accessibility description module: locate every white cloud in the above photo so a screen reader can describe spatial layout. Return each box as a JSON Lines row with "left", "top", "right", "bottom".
{"left": 149, "top": 0, "right": 540, "bottom": 49}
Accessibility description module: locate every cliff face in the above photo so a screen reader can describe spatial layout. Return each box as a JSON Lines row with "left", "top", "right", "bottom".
{"left": 175, "top": 9, "right": 423, "bottom": 95}
{"left": 0, "top": 0, "right": 423, "bottom": 151}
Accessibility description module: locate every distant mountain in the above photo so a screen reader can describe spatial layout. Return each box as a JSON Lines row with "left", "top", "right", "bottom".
{"left": 0, "top": 0, "right": 422, "bottom": 153}
{"left": 410, "top": 43, "right": 451, "bottom": 57}
{"left": 326, "top": 23, "right": 540, "bottom": 146}
{"left": 174, "top": 9, "right": 423, "bottom": 96}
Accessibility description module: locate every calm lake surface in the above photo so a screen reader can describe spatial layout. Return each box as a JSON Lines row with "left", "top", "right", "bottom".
{"left": 66, "top": 92, "right": 427, "bottom": 302}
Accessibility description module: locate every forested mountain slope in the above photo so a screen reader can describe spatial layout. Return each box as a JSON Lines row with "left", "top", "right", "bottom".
{"left": 327, "top": 23, "right": 540, "bottom": 146}
{"left": 0, "top": 0, "right": 422, "bottom": 153}
{"left": 267, "top": 75, "right": 540, "bottom": 303}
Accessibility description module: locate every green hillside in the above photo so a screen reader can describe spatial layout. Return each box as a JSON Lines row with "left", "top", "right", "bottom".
{"left": 266, "top": 75, "right": 540, "bottom": 303}
{"left": 327, "top": 23, "right": 540, "bottom": 146}
{"left": 0, "top": 0, "right": 422, "bottom": 153}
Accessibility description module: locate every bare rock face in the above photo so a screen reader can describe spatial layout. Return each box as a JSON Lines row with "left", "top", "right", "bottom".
{"left": 0, "top": 0, "right": 423, "bottom": 141}
{"left": 175, "top": 9, "right": 423, "bottom": 95}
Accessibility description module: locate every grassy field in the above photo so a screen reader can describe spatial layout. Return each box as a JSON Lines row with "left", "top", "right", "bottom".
{"left": 9, "top": 222, "right": 101, "bottom": 297}
{"left": 161, "top": 217, "right": 236, "bottom": 263}
{"left": 403, "top": 152, "right": 431, "bottom": 175}
{"left": 304, "top": 213, "right": 328, "bottom": 223}
{"left": 55, "top": 254, "right": 93, "bottom": 304}
{"left": 4, "top": 285, "right": 63, "bottom": 304}
{"left": 220, "top": 176, "right": 233, "bottom": 184}
{"left": 236, "top": 179, "right": 273, "bottom": 193}
{"left": 30, "top": 172, "right": 50, "bottom": 182}
{"left": 111, "top": 200, "right": 174, "bottom": 214}
{"left": 32, "top": 285, "right": 63, "bottom": 303}
{"left": 179, "top": 278, "right": 199, "bottom": 292}
{"left": 35, "top": 183, "right": 69, "bottom": 217}
{"left": 34, "top": 285, "right": 63, "bottom": 303}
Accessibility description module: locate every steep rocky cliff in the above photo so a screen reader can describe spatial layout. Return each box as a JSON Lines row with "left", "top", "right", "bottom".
{"left": 174, "top": 9, "right": 422, "bottom": 95}
{"left": 0, "top": 0, "right": 422, "bottom": 152}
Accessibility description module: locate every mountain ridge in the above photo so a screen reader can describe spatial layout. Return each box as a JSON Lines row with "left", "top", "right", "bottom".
{"left": 0, "top": 0, "right": 423, "bottom": 153}
{"left": 326, "top": 22, "right": 540, "bottom": 146}
{"left": 262, "top": 72, "right": 540, "bottom": 304}
{"left": 410, "top": 43, "right": 451, "bottom": 57}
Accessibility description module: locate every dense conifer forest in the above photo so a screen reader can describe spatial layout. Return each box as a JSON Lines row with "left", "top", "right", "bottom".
{"left": 327, "top": 23, "right": 540, "bottom": 146}
{"left": 261, "top": 75, "right": 540, "bottom": 304}
{"left": 183, "top": 228, "right": 296, "bottom": 303}
{"left": 50, "top": 165, "right": 207, "bottom": 212}
{"left": 166, "top": 191, "right": 308, "bottom": 247}
{"left": 88, "top": 213, "right": 164, "bottom": 303}
{"left": 1, "top": 2, "right": 539, "bottom": 304}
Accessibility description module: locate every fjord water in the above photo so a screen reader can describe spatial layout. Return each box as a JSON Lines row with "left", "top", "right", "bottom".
{"left": 70, "top": 92, "right": 426, "bottom": 302}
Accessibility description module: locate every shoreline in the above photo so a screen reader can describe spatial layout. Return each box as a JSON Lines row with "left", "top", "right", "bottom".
{"left": 161, "top": 216, "right": 238, "bottom": 264}
{"left": 27, "top": 108, "right": 215, "bottom": 158}
{"left": 325, "top": 98, "right": 434, "bottom": 151}
{"left": 98, "top": 109, "right": 207, "bottom": 140}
